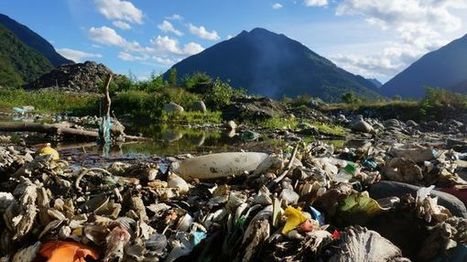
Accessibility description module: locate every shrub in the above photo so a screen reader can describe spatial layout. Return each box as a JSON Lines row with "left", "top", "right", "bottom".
{"left": 419, "top": 87, "right": 467, "bottom": 120}
{"left": 203, "top": 79, "right": 246, "bottom": 110}
{"left": 183, "top": 72, "right": 212, "bottom": 91}
{"left": 341, "top": 92, "right": 361, "bottom": 104}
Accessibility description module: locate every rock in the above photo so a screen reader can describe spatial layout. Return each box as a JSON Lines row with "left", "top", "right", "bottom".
{"left": 384, "top": 119, "right": 400, "bottom": 127}
{"left": 28, "top": 61, "right": 114, "bottom": 92}
{"left": 241, "top": 130, "right": 261, "bottom": 141}
{"left": 191, "top": 101, "right": 207, "bottom": 113}
{"left": 406, "top": 120, "right": 418, "bottom": 127}
{"left": 369, "top": 181, "right": 467, "bottom": 218}
{"left": 351, "top": 116, "right": 374, "bottom": 133}
{"left": 223, "top": 96, "right": 287, "bottom": 121}
{"left": 225, "top": 120, "right": 237, "bottom": 130}
{"left": 163, "top": 102, "right": 184, "bottom": 114}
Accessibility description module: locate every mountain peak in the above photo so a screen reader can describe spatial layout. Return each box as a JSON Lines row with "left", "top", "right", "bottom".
{"left": 381, "top": 34, "right": 467, "bottom": 98}
{"left": 167, "top": 28, "right": 379, "bottom": 101}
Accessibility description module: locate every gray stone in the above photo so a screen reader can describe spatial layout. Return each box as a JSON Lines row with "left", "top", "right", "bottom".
{"left": 351, "top": 116, "right": 374, "bottom": 133}
{"left": 226, "top": 120, "right": 237, "bottom": 130}
{"left": 406, "top": 120, "right": 418, "bottom": 127}
{"left": 369, "top": 180, "right": 467, "bottom": 218}
{"left": 384, "top": 119, "right": 400, "bottom": 127}
{"left": 29, "top": 61, "right": 114, "bottom": 92}
{"left": 192, "top": 101, "right": 207, "bottom": 113}
{"left": 163, "top": 102, "right": 184, "bottom": 114}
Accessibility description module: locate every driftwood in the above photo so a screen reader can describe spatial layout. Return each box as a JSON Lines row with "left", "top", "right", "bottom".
{"left": 0, "top": 122, "right": 148, "bottom": 141}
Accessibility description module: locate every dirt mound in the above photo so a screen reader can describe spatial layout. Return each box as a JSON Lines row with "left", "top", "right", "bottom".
{"left": 28, "top": 61, "right": 113, "bottom": 92}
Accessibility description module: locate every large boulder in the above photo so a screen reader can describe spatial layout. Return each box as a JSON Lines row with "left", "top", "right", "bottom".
{"left": 191, "top": 101, "right": 207, "bottom": 113}
{"left": 28, "top": 61, "right": 114, "bottom": 92}
{"left": 351, "top": 115, "right": 374, "bottom": 133}
{"left": 163, "top": 102, "right": 184, "bottom": 114}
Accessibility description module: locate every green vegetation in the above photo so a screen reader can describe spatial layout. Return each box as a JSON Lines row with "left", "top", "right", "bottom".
{"left": 0, "top": 72, "right": 245, "bottom": 126}
{"left": 0, "top": 88, "right": 99, "bottom": 114}
{"left": 341, "top": 92, "right": 361, "bottom": 104}
{"left": 258, "top": 117, "right": 298, "bottom": 129}
{"left": 0, "top": 24, "right": 53, "bottom": 87}
{"left": 310, "top": 121, "right": 347, "bottom": 137}
{"left": 419, "top": 87, "right": 467, "bottom": 120}
{"left": 324, "top": 87, "right": 465, "bottom": 121}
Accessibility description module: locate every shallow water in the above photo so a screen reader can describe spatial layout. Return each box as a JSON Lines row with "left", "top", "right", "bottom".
{"left": 0, "top": 112, "right": 346, "bottom": 159}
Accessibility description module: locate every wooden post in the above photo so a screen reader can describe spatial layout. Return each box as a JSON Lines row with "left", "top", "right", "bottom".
{"left": 103, "top": 74, "right": 113, "bottom": 119}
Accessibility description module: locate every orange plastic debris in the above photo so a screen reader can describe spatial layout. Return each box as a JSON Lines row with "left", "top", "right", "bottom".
{"left": 38, "top": 241, "right": 99, "bottom": 262}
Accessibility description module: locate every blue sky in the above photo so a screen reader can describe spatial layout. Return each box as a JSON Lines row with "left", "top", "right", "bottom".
{"left": 1, "top": 0, "right": 466, "bottom": 82}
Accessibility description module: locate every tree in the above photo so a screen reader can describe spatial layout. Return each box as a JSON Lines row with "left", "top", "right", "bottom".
{"left": 342, "top": 92, "right": 359, "bottom": 104}
{"left": 167, "top": 68, "right": 177, "bottom": 86}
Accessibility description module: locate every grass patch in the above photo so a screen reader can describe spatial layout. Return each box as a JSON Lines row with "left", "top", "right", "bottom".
{"left": 310, "top": 121, "right": 347, "bottom": 137}
{"left": 0, "top": 88, "right": 100, "bottom": 115}
{"left": 257, "top": 117, "right": 298, "bottom": 129}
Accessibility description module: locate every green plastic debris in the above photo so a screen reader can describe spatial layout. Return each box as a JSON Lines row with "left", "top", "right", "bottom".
{"left": 336, "top": 191, "right": 390, "bottom": 225}
{"left": 343, "top": 163, "right": 357, "bottom": 175}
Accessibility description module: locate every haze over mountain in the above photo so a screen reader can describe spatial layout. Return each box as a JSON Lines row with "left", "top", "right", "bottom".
{"left": 381, "top": 34, "right": 467, "bottom": 98}
{"left": 0, "top": 14, "right": 72, "bottom": 67}
{"left": 168, "top": 28, "right": 380, "bottom": 101}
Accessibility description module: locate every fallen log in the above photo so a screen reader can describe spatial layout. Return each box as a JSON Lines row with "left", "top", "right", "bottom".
{"left": 0, "top": 122, "right": 148, "bottom": 141}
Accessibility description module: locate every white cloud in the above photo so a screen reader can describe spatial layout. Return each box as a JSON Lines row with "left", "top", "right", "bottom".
{"left": 151, "top": 35, "right": 183, "bottom": 55}
{"left": 188, "top": 24, "right": 220, "bottom": 41}
{"left": 94, "top": 0, "right": 143, "bottom": 24}
{"left": 158, "top": 20, "right": 183, "bottom": 36}
{"left": 305, "top": 0, "right": 328, "bottom": 7}
{"left": 272, "top": 3, "right": 283, "bottom": 9}
{"left": 57, "top": 48, "right": 102, "bottom": 62}
{"left": 332, "top": 0, "right": 467, "bottom": 79}
{"left": 118, "top": 51, "right": 149, "bottom": 61}
{"left": 113, "top": 21, "right": 131, "bottom": 30}
{"left": 166, "top": 14, "right": 183, "bottom": 21}
{"left": 183, "top": 42, "right": 204, "bottom": 55}
{"left": 150, "top": 35, "right": 204, "bottom": 56}
{"left": 89, "top": 26, "right": 126, "bottom": 46}
{"left": 154, "top": 56, "right": 176, "bottom": 65}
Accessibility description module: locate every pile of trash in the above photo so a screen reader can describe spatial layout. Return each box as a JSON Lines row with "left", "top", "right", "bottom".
{"left": 0, "top": 140, "right": 466, "bottom": 261}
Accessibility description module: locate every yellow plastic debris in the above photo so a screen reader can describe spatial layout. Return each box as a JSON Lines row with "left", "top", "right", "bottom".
{"left": 37, "top": 143, "right": 59, "bottom": 160}
{"left": 282, "top": 206, "right": 307, "bottom": 235}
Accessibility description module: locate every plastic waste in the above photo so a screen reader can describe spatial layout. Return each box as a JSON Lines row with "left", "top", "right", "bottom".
{"left": 12, "top": 106, "right": 34, "bottom": 115}
{"left": 36, "top": 143, "right": 59, "bottom": 160}
{"left": 172, "top": 152, "right": 269, "bottom": 179}
{"left": 362, "top": 159, "right": 377, "bottom": 170}
{"left": 336, "top": 191, "right": 390, "bottom": 225}
{"left": 335, "top": 163, "right": 357, "bottom": 183}
{"left": 38, "top": 241, "right": 99, "bottom": 262}
{"left": 192, "top": 231, "right": 207, "bottom": 246}
{"left": 308, "top": 206, "right": 325, "bottom": 226}
{"left": 282, "top": 206, "right": 307, "bottom": 235}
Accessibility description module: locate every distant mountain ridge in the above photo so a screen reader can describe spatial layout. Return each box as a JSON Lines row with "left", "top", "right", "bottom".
{"left": 381, "top": 34, "right": 467, "bottom": 98}
{"left": 167, "top": 28, "right": 380, "bottom": 101}
{"left": 0, "top": 23, "right": 53, "bottom": 86}
{"left": 0, "top": 14, "right": 73, "bottom": 67}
